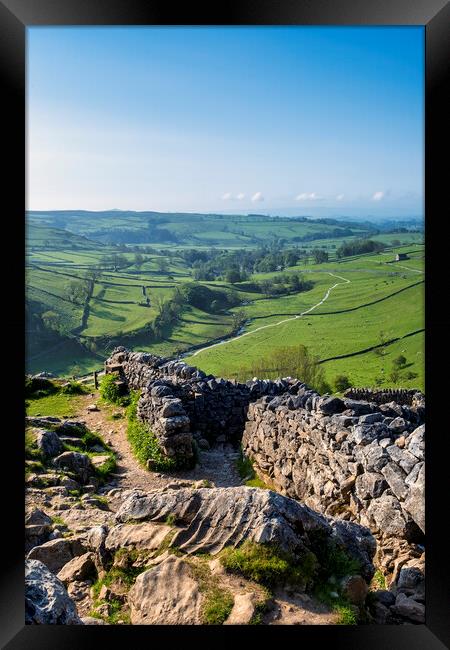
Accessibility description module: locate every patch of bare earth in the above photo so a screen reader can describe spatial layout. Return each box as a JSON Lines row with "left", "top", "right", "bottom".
{"left": 263, "top": 589, "right": 338, "bottom": 625}
{"left": 76, "top": 393, "right": 243, "bottom": 491}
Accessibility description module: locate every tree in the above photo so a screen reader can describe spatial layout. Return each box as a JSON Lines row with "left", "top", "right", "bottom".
{"left": 41, "top": 310, "right": 62, "bottom": 333}
{"left": 225, "top": 268, "right": 241, "bottom": 284}
{"left": 84, "top": 266, "right": 102, "bottom": 284}
{"left": 312, "top": 249, "right": 329, "bottom": 264}
{"left": 258, "top": 279, "right": 273, "bottom": 296}
{"left": 153, "top": 294, "right": 166, "bottom": 316}
{"left": 65, "top": 280, "right": 90, "bottom": 305}
{"left": 231, "top": 309, "right": 248, "bottom": 332}
{"left": 393, "top": 355, "right": 407, "bottom": 369}
{"left": 210, "top": 300, "right": 220, "bottom": 313}
{"left": 374, "top": 330, "right": 387, "bottom": 356}
{"left": 134, "top": 252, "right": 145, "bottom": 269}
{"left": 334, "top": 375, "right": 352, "bottom": 392}
{"left": 235, "top": 344, "right": 330, "bottom": 394}
{"left": 283, "top": 251, "right": 298, "bottom": 267}
{"left": 156, "top": 257, "right": 168, "bottom": 273}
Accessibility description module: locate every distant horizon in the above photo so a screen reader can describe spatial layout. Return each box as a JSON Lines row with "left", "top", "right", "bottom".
{"left": 28, "top": 26, "right": 424, "bottom": 217}
{"left": 26, "top": 207, "right": 424, "bottom": 223}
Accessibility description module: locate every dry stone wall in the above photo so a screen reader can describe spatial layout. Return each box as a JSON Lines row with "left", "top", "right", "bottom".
{"left": 105, "top": 347, "right": 305, "bottom": 461}
{"left": 242, "top": 390, "right": 425, "bottom": 579}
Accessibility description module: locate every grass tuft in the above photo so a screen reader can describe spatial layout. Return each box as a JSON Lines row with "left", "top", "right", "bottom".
{"left": 126, "top": 391, "right": 177, "bottom": 472}
{"left": 235, "top": 448, "right": 270, "bottom": 489}
{"left": 203, "top": 586, "right": 234, "bottom": 625}
{"left": 220, "top": 541, "right": 317, "bottom": 588}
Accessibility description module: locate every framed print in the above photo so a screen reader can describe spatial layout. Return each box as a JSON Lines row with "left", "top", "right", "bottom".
{"left": 1, "top": 0, "right": 449, "bottom": 647}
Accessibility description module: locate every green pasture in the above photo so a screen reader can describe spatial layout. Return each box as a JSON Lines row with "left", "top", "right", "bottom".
{"left": 26, "top": 215, "right": 425, "bottom": 387}
{"left": 185, "top": 282, "right": 424, "bottom": 389}
{"left": 321, "top": 330, "right": 424, "bottom": 392}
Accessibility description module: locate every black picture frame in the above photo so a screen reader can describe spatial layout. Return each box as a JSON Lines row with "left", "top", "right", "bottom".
{"left": 2, "top": 0, "right": 449, "bottom": 647}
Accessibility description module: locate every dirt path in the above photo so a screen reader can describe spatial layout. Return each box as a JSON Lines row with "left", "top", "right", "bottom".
{"left": 78, "top": 395, "right": 242, "bottom": 492}
{"left": 264, "top": 589, "right": 338, "bottom": 625}
{"left": 190, "top": 272, "right": 351, "bottom": 359}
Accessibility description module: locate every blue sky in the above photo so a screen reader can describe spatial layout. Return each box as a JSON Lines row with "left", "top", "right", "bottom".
{"left": 27, "top": 27, "right": 424, "bottom": 217}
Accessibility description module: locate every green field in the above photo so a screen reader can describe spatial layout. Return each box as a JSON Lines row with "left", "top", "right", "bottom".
{"left": 27, "top": 210, "right": 374, "bottom": 248}
{"left": 185, "top": 248, "right": 425, "bottom": 391}
{"left": 26, "top": 213, "right": 424, "bottom": 390}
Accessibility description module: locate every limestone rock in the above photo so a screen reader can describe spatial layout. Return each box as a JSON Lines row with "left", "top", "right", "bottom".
{"left": 61, "top": 507, "right": 113, "bottom": 533}
{"left": 105, "top": 522, "right": 172, "bottom": 552}
{"left": 224, "top": 593, "right": 256, "bottom": 625}
{"left": 407, "top": 425, "right": 425, "bottom": 461}
{"left": 396, "top": 561, "right": 425, "bottom": 601}
{"left": 81, "top": 616, "right": 106, "bottom": 624}
{"left": 330, "top": 519, "right": 376, "bottom": 582}
{"left": 381, "top": 462, "right": 408, "bottom": 500}
{"left": 25, "top": 508, "right": 53, "bottom": 551}
{"left": 355, "top": 472, "right": 387, "bottom": 500}
{"left": 90, "top": 455, "right": 112, "bottom": 468}
{"left": 25, "top": 559, "right": 82, "bottom": 625}
{"left": 366, "top": 494, "right": 416, "bottom": 540}
{"left": 402, "top": 463, "right": 425, "bottom": 533}
{"left": 318, "top": 397, "right": 345, "bottom": 415}
{"left": 340, "top": 575, "right": 368, "bottom": 605}
{"left": 115, "top": 487, "right": 331, "bottom": 556}
{"left": 27, "top": 537, "right": 86, "bottom": 574}
{"left": 128, "top": 555, "right": 203, "bottom": 624}
{"left": 57, "top": 552, "right": 97, "bottom": 584}
{"left": 393, "top": 592, "right": 425, "bottom": 623}
{"left": 53, "top": 452, "right": 92, "bottom": 484}
{"left": 372, "top": 589, "right": 395, "bottom": 607}
{"left": 34, "top": 428, "right": 63, "bottom": 458}
{"left": 115, "top": 487, "right": 376, "bottom": 580}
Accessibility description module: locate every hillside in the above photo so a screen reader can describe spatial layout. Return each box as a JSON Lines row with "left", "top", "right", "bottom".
{"left": 27, "top": 210, "right": 378, "bottom": 248}
{"left": 26, "top": 212, "right": 424, "bottom": 391}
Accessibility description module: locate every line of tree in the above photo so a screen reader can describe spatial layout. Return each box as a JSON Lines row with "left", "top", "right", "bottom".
{"left": 336, "top": 238, "right": 385, "bottom": 258}
{"left": 256, "top": 273, "right": 314, "bottom": 297}
{"left": 179, "top": 246, "right": 303, "bottom": 282}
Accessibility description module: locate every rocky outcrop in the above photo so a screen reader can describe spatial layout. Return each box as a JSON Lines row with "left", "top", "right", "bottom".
{"left": 25, "top": 559, "right": 83, "bottom": 625}
{"left": 34, "top": 428, "right": 63, "bottom": 458}
{"left": 115, "top": 486, "right": 376, "bottom": 580}
{"left": 57, "top": 552, "right": 97, "bottom": 585}
{"left": 27, "top": 537, "right": 86, "bottom": 574}
{"left": 25, "top": 508, "right": 53, "bottom": 552}
{"left": 128, "top": 555, "right": 204, "bottom": 625}
{"left": 53, "top": 451, "right": 93, "bottom": 484}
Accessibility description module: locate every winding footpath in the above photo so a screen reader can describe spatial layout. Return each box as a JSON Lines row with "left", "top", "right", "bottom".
{"left": 190, "top": 272, "right": 351, "bottom": 358}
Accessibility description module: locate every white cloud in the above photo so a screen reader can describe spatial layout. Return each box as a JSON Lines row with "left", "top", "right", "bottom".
{"left": 236, "top": 192, "right": 245, "bottom": 200}
{"left": 372, "top": 191, "right": 385, "bottom": 201}
{"left": 295, "top": 192, "right": 322, "bottom": 201}
{"left": 221, "top": 192, "right": 232, "bottom": 200}
{"left": 251, "top": 192, "right": 264, "bottom": 202}
{"left": 336, "top": 193, "right": 345, "bottom": 201}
